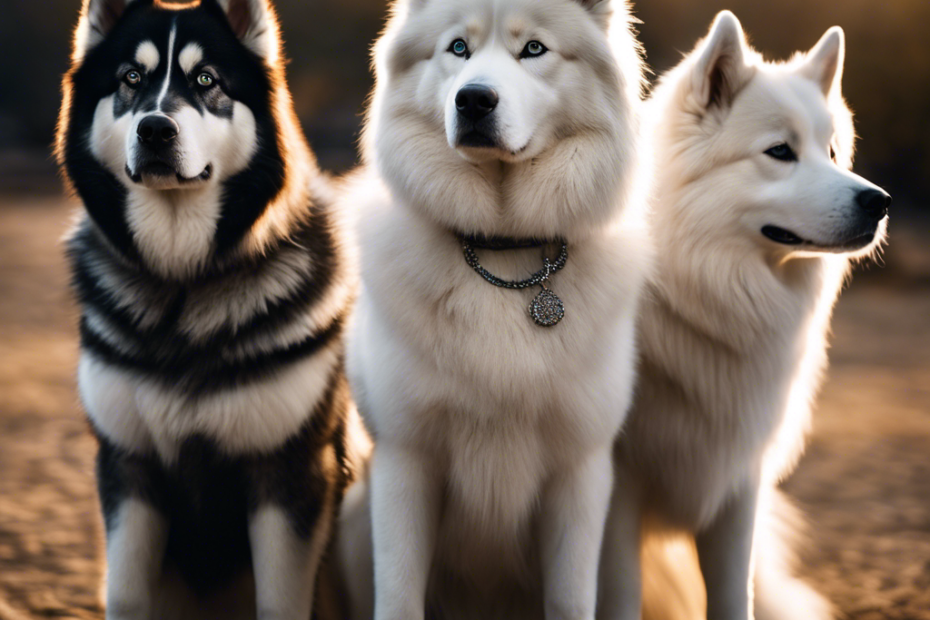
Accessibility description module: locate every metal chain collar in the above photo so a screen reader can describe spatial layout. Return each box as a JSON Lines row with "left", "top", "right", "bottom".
{"left": 459, "top": 237, "right": 568, "bottom": 290}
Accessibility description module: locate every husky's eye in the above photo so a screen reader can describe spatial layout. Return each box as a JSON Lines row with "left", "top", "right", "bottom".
{"left": 449, "top": 39, "right": 470, "bottom": 59}
{"left": 764, "top": 143, "right": 798, "bottom": 162}
{"left": 197, "top": 73, "right": 215, "bottom": 88}
{"left": 124, "top": 70, "right": 142, "bottom": 87}
{"left": 520, "top": 41, "right": 548, "bottom": 59}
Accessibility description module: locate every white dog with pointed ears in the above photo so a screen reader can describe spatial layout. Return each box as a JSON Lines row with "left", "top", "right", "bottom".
{"left": 598, "top": 11, "right": 890, "bottom": 620}
{"left": 335, "top": 0, "right": 651, "bottom": 618}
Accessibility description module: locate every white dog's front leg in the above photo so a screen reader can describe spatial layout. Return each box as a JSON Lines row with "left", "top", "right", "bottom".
{"left": 249, "top": 505, "right": 326, "bottom": 620}
{"left": 370, "top": 444, "right": 441, "bottom": 620}
{"left": 696, "top": 472, "right": 761, "bottom": 620}
{"left": 105, "top": 499, "right": 168, "bottom": 620}
{"left": 541, "top": 447, "right": 614, "bottom": 620}
{"left": 597, "top": 461, "right": 642, "bottom": 620}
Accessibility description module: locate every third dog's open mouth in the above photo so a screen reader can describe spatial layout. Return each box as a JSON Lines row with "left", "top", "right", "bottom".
{"left": 762, "top": 225, "right": 878, "bottom": 251}
{"left": 762, "top": 226, "right": 804, "bottom": 246}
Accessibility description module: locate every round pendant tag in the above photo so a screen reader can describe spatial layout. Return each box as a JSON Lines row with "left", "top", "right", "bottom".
{"left": 530, "top": 289, "right": 565, "bottom": 327}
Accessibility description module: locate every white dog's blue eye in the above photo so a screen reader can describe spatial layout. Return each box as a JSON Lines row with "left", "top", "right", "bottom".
{"left": 450, "top": 39, "right": 469, "bottom": 58}
{"left": 765, "top": 143, "right": 797, "bottom": 162}
{"left": 520, "top": 41, "right": 548, "bottom": 58}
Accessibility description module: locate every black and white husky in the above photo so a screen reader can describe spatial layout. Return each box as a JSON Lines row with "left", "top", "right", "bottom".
{"left": 56, "top": 0, "right": 356, "bottom": 617}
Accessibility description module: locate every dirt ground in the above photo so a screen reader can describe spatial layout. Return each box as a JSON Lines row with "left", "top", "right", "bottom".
{"left": 0, "top": 196, "right": 928, "bottom": 619}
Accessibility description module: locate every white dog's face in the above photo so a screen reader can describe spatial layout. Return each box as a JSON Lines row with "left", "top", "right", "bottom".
{"left": 368, "top": 0, "right": 642, "bottom": 238}
{"left": 386, "top": 0, "right": 619, "bottom": 164}
{"left": 433, "top": 11, "right": 560, "bottom": 162}
{"left": 659, "top": 13, "right": 890, "bottom": 257}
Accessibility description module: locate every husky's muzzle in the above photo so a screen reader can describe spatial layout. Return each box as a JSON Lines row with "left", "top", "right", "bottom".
{"left": 129, "top": 113, "right": 212, "bottom": 186}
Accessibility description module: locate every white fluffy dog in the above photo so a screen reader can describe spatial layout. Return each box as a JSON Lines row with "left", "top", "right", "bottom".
{"left": 598, "top": 11, "right": 890, "bottom": 620}
{"left": 335, "top": 0, "right": 651, "bottom": 619}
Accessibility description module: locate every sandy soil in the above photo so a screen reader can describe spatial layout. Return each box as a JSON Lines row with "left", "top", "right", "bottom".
{"left": 0, "top": 196, "right": 928, "bottom": 619}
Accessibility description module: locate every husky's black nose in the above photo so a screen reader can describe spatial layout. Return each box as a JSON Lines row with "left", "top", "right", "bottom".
{"left": 456, "top": 85, "right": 499, "bottom": 121}
{"left": 137, "top": 115, "right": 180, "bottom": 146}
{"left": 856, "top": 188, "right": 892, "bottom": 220}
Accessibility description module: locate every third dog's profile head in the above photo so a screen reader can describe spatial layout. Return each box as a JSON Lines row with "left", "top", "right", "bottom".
{"left": 366, "top": 0, "right": 645, "bottom": 240}
{"left": 651, "top": 11, "right": 890, "bottom": 259}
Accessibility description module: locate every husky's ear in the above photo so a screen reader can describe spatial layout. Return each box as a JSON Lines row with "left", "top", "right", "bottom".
{"left": 691, "top": 11, "right": 753, "bottom": 109}
{"left": 214, "top": 0, "right": 280, "bottom": 61}
{"left": 73, "top": 0, "right": 148, "bottom": 60}
{"left": 799, "top": 27, "right": 845, "bottom": 97}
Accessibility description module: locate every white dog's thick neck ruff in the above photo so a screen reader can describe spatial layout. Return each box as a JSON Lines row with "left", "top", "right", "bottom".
{"left": 458, "top": 235, "right": 569, "bottom": 327}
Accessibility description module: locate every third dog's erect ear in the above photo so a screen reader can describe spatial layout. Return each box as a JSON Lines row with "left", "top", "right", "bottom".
{"left": 799, "top": 27, "right": 845, "bottom": 97}
{"left": 692, "top": 11, "right": 753, "bottom": 110}
{"left": 214, "top": 0, "right": 280, "bottom": 61}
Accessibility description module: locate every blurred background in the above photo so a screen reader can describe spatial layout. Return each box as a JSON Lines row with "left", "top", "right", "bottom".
{"left": 0, "top": 1, "right": 928, "bottom": 619}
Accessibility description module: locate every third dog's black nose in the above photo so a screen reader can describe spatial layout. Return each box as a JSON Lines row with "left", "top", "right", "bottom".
{"left": 137, "top": 115, "right": 179, "bottom": 146}
{"left": 455, "top": 85, "right": 499, "bottom": 122}
{"left": 856, "top": 188, "right": 892, "bottom": 220}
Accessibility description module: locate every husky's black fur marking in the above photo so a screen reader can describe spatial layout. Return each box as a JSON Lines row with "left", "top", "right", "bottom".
{"left": 94, "top": 371, "right": 351, "bottom": 595}
{"left": 68, "top": 200, "right": 346, "bottom": 394}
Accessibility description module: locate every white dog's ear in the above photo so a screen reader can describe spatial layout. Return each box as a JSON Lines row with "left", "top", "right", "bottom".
{"left": 692, "top": 11, "right": 753, "bottom": 109}
{"left": 73, "top": 0, "right": 147, "bottom": 60}
{"left": 213, "top": 0, "right": 280, "bottom": 61}
{"left": 573, "top": 0, "right": 611, "bottom": 10}
{"left": 799, "top": 27, "right": 845, "bottom": 97}
{"left": 572, "top": 0, "right": 613, "bottom": 26}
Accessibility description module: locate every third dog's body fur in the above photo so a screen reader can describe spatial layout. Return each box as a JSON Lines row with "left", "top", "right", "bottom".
{"left": 599, "top": 12, "right": 890, "bottom": 620}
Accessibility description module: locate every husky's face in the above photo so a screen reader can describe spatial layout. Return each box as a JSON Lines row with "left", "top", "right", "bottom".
{"left": 74, "top": 0, "right": 277, "bottom": 190}
{"left": 369, "top": 0, "right": 643, "bottom": 238}
{"left": 659, "top": 12, "right": 890, "bottom": 257}
{"left": 60, "top": 0, "right": 294, "bottom": 278}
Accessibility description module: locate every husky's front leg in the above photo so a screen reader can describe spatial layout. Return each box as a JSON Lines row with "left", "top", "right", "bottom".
{"left": 98, "top": 442, "right": 168, "bottom": 620}
{"left": 541, "top": 447, "right": 614, "bottom": 620}
{"left": 104, "top": 499, "right": 168, "bottom": 620}
{"left": 370, "top": 444, "right": 441, "bottom": 620}
{"left": 249, "top": 504, "right": 330, "bottom": 620}
{"left": 696, "top": 470, "right": 761, "bottom": 620}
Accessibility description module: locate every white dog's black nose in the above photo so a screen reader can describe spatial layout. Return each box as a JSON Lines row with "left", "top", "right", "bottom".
{"left": 137, "top": 115, "right": 180, "bottom": 146}
{"left": 455, "top": 85, "right": 499, "bottom": 121}
{"left": 856, "top": 188, "right": 892, "bottom": 220}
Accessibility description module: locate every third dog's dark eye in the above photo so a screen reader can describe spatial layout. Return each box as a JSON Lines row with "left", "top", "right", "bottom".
{"left": 520, "top": 41, "right": 548, "bottom": 59}
{"left": 124, "top": 70, "right": 142, "bottom": 87}
{"left": 765, "top": 143, "right": 798, "bottom": 162}
{"left": 449, "top": 39, "right": 470, "bottom": 59}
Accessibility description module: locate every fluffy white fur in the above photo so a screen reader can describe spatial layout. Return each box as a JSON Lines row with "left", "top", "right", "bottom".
{"left": 599, "top": 11, "right": 889, "bottom": 620}
{"left": 336, "top": 1, "right": 651, "bottom": 619}
{"left": 79, "top": 342, "right": 342, "bottom": 461}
